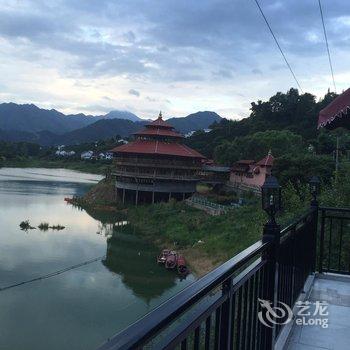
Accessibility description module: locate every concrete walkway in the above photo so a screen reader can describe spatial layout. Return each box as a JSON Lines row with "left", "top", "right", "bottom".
{"left": 286, "top": 275, "right": 350, "bottom": 350}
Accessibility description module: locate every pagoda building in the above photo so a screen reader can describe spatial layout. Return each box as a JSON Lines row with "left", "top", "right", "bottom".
{"left": 110, "top": 113, "right": 205, "bottom": 204}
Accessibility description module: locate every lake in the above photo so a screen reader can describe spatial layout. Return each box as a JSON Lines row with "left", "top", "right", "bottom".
{"left": 0, "top": 168, "right": 195, "bottom": 350}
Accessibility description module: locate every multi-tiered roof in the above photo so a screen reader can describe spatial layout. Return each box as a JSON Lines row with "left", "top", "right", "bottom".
{"left": 111, "top": 113, "right": 205, "bottom": 159}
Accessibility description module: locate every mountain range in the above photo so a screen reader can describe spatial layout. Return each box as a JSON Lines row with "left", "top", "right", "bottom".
{"left": 0, "top": 103, "right": 222, "bottom": 146}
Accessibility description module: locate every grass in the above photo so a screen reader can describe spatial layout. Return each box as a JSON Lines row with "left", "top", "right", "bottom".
{"left": 127, "top": 200, "right": 266, "bottom": 262}
{"left": 75, "top": 179, "right": 310, "bottom": 275}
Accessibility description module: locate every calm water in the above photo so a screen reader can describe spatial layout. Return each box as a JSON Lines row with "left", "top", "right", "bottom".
{"left": 0, "top": 168, "right": 195, "bottom": 350}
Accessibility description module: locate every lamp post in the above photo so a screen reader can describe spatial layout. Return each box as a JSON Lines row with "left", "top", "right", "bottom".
{"left": 261, "top": 175, "right": 282, "bottom": 346}
{"left": 261, "top": 175, "right": 282, "bottom": 227}
{"left": 309, "top": 176, "right": 321, "bottom": 207}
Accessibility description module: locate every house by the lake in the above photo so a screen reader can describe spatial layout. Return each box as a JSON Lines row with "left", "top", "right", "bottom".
{"left": 110, "top": 113, "right": 205, "bottom": 204}
{"left": 229, "top": 151, "right": 274, "bottom": 193}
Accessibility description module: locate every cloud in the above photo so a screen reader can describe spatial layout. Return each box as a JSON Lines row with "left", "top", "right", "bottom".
{"left": 0, "top": 0, "right": 350, "bottom": 118}
{"left": 252, "top": 68, "right": 263, "bottom": 75}
{"left": 128, "top": 89, "right": 140, "bottom": 97}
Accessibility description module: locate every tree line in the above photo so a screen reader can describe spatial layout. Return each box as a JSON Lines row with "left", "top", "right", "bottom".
{"left": 186, "top": 88, "right": 349, "bottom": 187}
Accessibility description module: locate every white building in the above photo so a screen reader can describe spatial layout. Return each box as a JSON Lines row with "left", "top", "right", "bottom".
{"left": 81, "top": 151, "right": 94, "bottom": 160}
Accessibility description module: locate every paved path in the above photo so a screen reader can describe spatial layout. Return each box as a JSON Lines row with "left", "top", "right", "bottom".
{"left": 286, "top": 276, "right": 350, "bottom": 350}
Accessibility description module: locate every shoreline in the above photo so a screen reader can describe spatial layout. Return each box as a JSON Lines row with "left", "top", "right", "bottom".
{"left": 73, "top": 198, "right": 222, "bottom": 277}
{"left": 0, "top": 159, "right": 108, "bottom": 175}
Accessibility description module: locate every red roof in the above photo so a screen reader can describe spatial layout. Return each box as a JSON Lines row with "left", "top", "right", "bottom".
{"left": 146, "top": 115, "right": 173, "bottom": 129}
{"left": 256, "top": 153, "right": 274, "bottom": 167}
{"left": 134, "top": 127, "right": 182, "bottom": 138}
{"left": 318, "top": 88, "right": 350, "bottom": 129}
{"left": 111, "top": 140, "right": 205, "bottom": 158}
{"left": 236, "top": 160, "right": 255, "bottom": 164}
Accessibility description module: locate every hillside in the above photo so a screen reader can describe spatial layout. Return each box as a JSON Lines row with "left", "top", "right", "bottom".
{"left": 185, "top": 89, "right": 339, "bottom": 159}
{"left": 104, "top": 110, "right": 141, "bottom": 122}
{"left": 0, "top": 103, "right": 222, "bottom": 145}
{"left": 0, "top": 103, "right": 99, "bottom": 134}
{"left": 167, "top": 111, "right": 222, "bottom": 133}
{"left": 0, "top": 103, "right": 141, "bottom": 135}
{"left": 58, "top": 119, "right": 141, "bottom": 145}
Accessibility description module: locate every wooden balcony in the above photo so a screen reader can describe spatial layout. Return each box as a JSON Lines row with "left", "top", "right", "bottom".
{"left": 112, "top": 170, "right": 200, "bottom": 182}
{"left": 113, "top": 157, "right": 201, "bottom": 170}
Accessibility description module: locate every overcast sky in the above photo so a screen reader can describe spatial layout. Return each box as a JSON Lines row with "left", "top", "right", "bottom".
{"left": 0, "top": 0, "right": 349, "bottom": 119}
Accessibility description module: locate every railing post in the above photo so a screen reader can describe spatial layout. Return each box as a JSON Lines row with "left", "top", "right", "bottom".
{"left": 262, "top": 220, "right": 280, "bottom": 350}
{"left": 310, "top": 200, "right": 319, "bottom": 273}
{"left": 220, "top": 277, "right": 233, "bottom": 349}
{"left": 318, "top": 209, "right": 325, "bottom": 274}
{"left": 309, "top": 175, "right": 321, "bottom": 273}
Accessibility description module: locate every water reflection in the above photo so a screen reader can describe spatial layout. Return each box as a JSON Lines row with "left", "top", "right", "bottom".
{"left": 86, "top": 206, "right": 179, "bottom": 302}
{"left": 0, "top": 168, "right": 195, "bottom": 350}
{"left": 103, "top": 231, "right": 177, "bottom": 302}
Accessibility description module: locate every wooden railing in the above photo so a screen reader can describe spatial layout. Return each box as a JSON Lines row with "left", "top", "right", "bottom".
{"left": 112, "top": 170, "right": 200, "bottom": 181}
{"left": 114, "top": 157, "right": 201, "bottom": 170}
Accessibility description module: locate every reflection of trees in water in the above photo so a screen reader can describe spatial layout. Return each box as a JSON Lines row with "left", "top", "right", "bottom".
{"left": 83, "top": 206, "right": 126, "bottom": 224}
{"left": 82, "top": 204, "right": 178, "bottom": 301}
{"left": 102, "top": 232, "right": 177, "bottom": 302}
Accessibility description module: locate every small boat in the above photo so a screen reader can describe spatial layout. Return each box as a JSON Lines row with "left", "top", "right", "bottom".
{"left": 64, "top": 197, "right": 73, "bottom": 203}
{"left": 165, "top": 252, "right": 177, "bottom": 269}
{"left": 157, "top": 249, "right": 172, "bottom": 264}
{"left": 177, "top": 255, "right": 189, "bottom": 275}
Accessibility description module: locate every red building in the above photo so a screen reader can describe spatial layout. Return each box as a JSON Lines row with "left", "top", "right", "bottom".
{"left": 229, "top": 151, "right": 274, "bottom": 193}
{"left": 110, "top": 113, "right": 205, "bottom": 204}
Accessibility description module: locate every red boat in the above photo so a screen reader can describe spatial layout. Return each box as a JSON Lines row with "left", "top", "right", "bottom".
{"left": 157, "top": 249, "right": 171, "bottom": 264}
{"left": 165, "top": 252, "right": 177, "bottom": 269}
{"left": 177, "top": 255, "right": 189, "bottom": 275}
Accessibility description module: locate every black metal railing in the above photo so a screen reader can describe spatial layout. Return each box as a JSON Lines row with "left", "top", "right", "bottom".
{"left": 318, "top": 206, "right": 350, "bottom": 275}
{"left": 275, "top": 208, "right": 317, "bottom": 338}
{"left": 97, "top": 207, "right": 318, "bottom": 350}
{"left": 96, "top": 203, "right": 350, "bottom": 350}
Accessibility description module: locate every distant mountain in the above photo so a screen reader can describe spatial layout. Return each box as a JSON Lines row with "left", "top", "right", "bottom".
{"left": 53, "top": 111, "right": 221, "bottom": 145}
{"left": 104, "top": 110, "right": 141, "bottom": 122}
{"left": 0, "top": 103, "right": 98, "bottom": 134}
{"left": 58, "top": 119, "right": 142, "bottom": 145}
{"left": 0, "top": 103, "right": 222, "bottom": 145}
{"left": 167, "top": 111, "right": 222, "bottom": 133}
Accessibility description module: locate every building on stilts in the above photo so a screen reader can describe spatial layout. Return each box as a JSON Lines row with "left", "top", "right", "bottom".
{"left": 110, "top": 112, "right": 206, "bottom": 205}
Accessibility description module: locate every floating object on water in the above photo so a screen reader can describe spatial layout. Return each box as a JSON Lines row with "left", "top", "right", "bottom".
{"left": 19, "top": 220, "right": 36, "bottom": 231}
{"left": 38, "top": 222, "right": 49, "bottom": 231}
{"left": 177, "top": 255, "right": 189, "bottom": 276}
{"left": 50, "top": 224, "right": 65, "bottom": 230}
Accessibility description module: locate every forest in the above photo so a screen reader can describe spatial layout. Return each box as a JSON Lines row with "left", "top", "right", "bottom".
{"left": 186, "top": 88, "right": 349, "bottom": 187}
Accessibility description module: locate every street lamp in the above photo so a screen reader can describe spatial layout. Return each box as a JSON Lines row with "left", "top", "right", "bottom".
{"left": 309, "top": 176, "right": 320, "bottom": 206}
{"left": 261, "top": 175, "right": 282, "bottom": 225}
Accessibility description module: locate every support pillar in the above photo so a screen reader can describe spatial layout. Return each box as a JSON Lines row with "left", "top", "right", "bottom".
{"left": 122, "top": 188, "right": 125, "bottom": 204}
{"left": 261, "top": 220, "right": 281, "bottom": 349}
{"left": 182, "top": 192, "right": 185, "bottom": 201}
{"left": 152, "top": 191, "right": 155, "bottom": 204}
{"left": 168, "top": 192, "right": 171, "bottom": 201}
{"left": 135, "top": 190, "right": 139, "bottom": 206}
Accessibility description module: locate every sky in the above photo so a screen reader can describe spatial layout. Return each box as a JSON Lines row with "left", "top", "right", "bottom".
{"left": 0, "top": 0, "right": 349, "bottom": 120}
